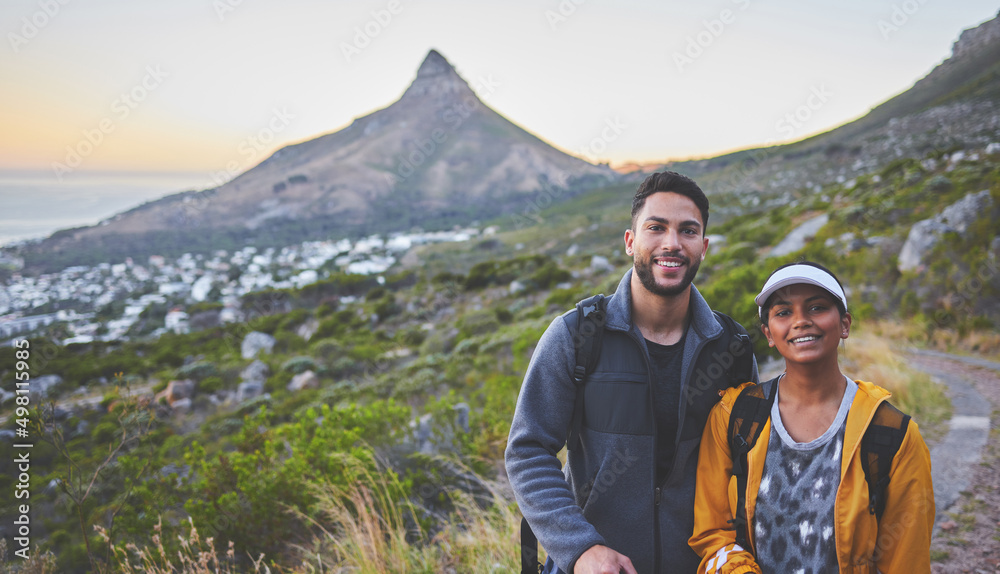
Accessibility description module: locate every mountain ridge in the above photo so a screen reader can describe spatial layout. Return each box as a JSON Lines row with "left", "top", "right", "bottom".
{"left": 15, "top": 50, "right": 616, "bottom": 272}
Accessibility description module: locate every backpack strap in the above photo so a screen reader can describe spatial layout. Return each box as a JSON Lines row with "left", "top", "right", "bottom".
{"left": 567, "top": 294, "right": 607, "bottom": 452}
{"left": 727, "top": 377, "right": 778, "bottom": 556}
{"left": 520, "top": 516, "right": 541, "bottom": 574}
{"left": 713, "top": 310, "right": 755, "bottom": 389}
{"left": 520, "top": 294, "right": 607, "bottom": 574}
{"left": 860, "top": 401, "right": 910, "bottom": 520}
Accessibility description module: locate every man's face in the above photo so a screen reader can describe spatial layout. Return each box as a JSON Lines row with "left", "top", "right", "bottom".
{"left": 624, "top": 192, "right": 709, "bottom": 298}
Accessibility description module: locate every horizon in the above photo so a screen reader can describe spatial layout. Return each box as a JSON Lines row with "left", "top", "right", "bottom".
{"left": 2, "top": 1, "right": 999, "bottom": 245}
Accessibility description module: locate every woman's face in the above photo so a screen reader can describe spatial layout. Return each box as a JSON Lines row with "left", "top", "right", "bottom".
{"left": 761, "top": 283, "right": 851, "bottom": 366}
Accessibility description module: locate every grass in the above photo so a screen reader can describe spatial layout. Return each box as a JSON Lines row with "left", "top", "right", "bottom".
{"left": 865, "top": 319, "right": 1000, "bottom": 363}
{"left": 287, "top": 454, "right": 525, "bottom": 574}
{"left": 0, "top": 540, "right": 58, "bottom": 574}
{"left": 840, "top": 325, "right": 953, "bottom": 441}
{"left": 100, "top": 518, "right": 270, "bottom": 574}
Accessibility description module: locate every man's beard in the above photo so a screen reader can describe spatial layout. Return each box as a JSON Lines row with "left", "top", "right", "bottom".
{"left": 634, "top": 251, "right": 701, "bottom": 297}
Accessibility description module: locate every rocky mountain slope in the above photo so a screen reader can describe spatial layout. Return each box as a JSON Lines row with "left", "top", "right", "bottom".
{"left": 16, "top": 50, "right": 616, "bottom": 272}
{"left": 641, "top": 11, "right": 1000, "bottom": 214}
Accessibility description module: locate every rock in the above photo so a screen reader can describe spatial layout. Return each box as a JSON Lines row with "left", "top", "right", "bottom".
{"left": 939, "top": 189, "right": 993, "bottom": 234}
{"left": 31, "top": 374, "right": 64, "bottom": 398}
{"left": 898, "top": 220, "right": 954, "bottom": 272}
{"left": 590, "top": 255, "right": 613, "bottom": 273}
{"left": 566, "top": 243, "right": 580, "bottom": 257}
{"left": 938, "top": 520, "right": 958, "bottom": 531}
{"left": 165, "top": 379, "right": 195, "bottom": 402}
{"left": 453, "top": 402, "right": 470, "bottom": 433}
{"left": 509, "top": 280, "right": 527, "bottom": 295}
{"left": 769, "top": 214, "right": 829, "bottom": 258}
{"left": 946, "top": 150, "right": 967, "bottom": 171}
{"left": 986, "top": 142, "right": 1000, "bottom": 155}
{"left": 236, "top": 381, "right": 264, "bottom": 402}
{"left": 287, "top": 370, "right": 320, "bottom": 392}
{"left": 169, "top": 397, "right": 192, "bottom": 414}
{"left": 296, "top": 318, "right": 319, "bottom": 341}
{"left": 898, "top": 190, "right": 994, "bottom": 272}
{"left": 241, "top": 331, "right": 276, "bottom": 359}
{"left": 241, "top": 359, "right": 270, "bottom": 385}
{"left": 159, "top": 463, "right": 190, "bottom": 480}
{"left": 412, "top": 413, "right": 435, "bottom": 454}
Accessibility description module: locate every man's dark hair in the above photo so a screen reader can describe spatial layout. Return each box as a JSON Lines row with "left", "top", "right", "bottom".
{"left": 760, "top": 260, "right": 848, "bottom": 326}
{"left": 630, "top": 171, "right": 710, "bottom": 233}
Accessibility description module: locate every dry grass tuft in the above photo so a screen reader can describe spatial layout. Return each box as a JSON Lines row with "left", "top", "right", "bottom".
{"left": 100, "top": 517, "right": 270, "bottom": 574}
{"left": 841, "top": 326, "right": 952, "bottom": 440}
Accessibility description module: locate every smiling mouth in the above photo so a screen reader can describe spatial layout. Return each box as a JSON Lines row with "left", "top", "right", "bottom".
{"left": 789, "top": 335, "right": 820, "bottom": 344}
{"left": 655, "top": 260, "right": 683, "bottom": 268}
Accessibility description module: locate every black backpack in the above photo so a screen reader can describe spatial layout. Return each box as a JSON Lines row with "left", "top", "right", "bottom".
{"left": 726, "top": 377, "right": 911, "bottom": 556}
{"left": 520, "top": 294, "right": 754, "bottom": 574}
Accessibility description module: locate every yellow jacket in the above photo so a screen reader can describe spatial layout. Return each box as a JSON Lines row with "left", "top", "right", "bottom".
{"left": 690, "top": 380, "right": 935, "bottom": 573}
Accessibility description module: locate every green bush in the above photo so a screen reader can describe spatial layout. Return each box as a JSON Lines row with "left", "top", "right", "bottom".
{"left": 176, "top": 361, "right": 218, "bottom": 381}
{"left": 199, "top": 376, "right": 224, "bottom": 393}
{"left": 282, "top": 356, "right": 318, "bottom": 374}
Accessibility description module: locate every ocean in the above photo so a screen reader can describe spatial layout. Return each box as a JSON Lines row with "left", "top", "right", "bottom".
{"left": 0, "top": 171, "right": 210, "bottom": 247}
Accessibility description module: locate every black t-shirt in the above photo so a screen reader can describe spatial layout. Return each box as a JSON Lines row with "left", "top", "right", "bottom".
{"left": 645, "top": 331, "right": 686, "bottom": 484}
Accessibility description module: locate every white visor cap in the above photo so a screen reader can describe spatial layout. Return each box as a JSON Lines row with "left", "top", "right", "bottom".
{"left": 755, "top": 264, "right": 847, "bottom": 318}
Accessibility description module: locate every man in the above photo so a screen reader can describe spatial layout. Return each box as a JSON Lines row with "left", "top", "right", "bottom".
{"left": 505, "top": 171, "right": 759, "bottom": 574}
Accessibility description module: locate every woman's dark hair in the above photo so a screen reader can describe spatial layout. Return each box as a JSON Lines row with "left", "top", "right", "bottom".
{"left": 760, "top": 260, "right": 848, "bottom": 326}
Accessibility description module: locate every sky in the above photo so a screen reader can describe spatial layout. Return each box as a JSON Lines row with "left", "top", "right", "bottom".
{"left": 1, "top": 0, "right": 998, "bottom": 182}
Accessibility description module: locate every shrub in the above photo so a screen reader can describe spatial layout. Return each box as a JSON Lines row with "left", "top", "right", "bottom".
{"left": 176, "top": 361, "right": 218, "bottom": 381}
{"left": 282, "top": 356, "right": 318, "bottom": 374}
{"left": 199, "top": 376, "right": 224, "bottom": 394}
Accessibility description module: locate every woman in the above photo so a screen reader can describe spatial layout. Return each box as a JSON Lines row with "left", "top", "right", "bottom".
{"left": 689, "top": 262, "right": 934, "bottom": 573}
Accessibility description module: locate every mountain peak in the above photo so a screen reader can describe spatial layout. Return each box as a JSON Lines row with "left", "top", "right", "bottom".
{"left": 401, "top": 49, "right": 472, "bottom": 101}
{"left": 416, "top": 49, "right": 452, "bottom": 77}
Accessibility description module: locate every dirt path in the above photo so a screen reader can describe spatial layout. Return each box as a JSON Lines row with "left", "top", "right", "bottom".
{"left": 908, "top": 350, "right": 1000, "bottom": 573}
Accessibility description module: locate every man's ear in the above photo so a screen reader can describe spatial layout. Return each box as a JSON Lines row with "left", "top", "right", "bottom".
{"left": 624, "top": 228, "right": 635, "bottom": 256}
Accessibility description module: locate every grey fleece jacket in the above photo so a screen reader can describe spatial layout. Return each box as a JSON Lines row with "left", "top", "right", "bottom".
{"left": 505, "top": 270, "right": 758, "bottom": 573}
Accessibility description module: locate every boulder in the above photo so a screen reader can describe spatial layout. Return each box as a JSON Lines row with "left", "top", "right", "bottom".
{"left": 164, "top": 379, "right": 195, "bottom": 402}
{"left": 769, "top": 214, "right": 829, "bottom": 258}
{"left": 898, "top": 220, "right": 954, "bottom": 272}
{"left": 590, "top": 255, "right": 613, "bottom": 273}
{"left": 169, "top": 397, "right": 192, "bottom": 414}
{"left": 31, "top": 374, "right": 64, "bottom": 398}
{"left": 241, "top": 360, "right": 270, "bottom": 385}
{"left": 236, "top": 381, "right": 264, "bottom": 402}
{"left": 287, "top": 370, "right": 320, "bottom": 392}
{"left": 899, "top": 190, "right": 993, "bottom": 272}
{"left": 296, "top": 318, "right": 320, "bottom": 341}
{"left": 453, "top": 402, "right": 470, "bottom": 434}
{"left": 241, "top": 331, "right": 276, "bottom": 359}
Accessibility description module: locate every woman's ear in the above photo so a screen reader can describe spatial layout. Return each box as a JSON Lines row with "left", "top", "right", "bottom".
{"left": 840, "top": 312, "right": 853, "bottom": 339}
{"left": 761, "top": 323, "right": 775, "bottom": 348}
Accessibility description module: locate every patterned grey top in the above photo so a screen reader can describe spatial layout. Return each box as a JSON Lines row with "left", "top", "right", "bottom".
{"left": 753, "top": 377, "right": 858, "bottom": 574}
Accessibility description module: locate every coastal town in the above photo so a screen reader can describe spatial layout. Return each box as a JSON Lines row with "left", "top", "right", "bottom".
{"left": 0, "top": 226, "right": 487, "bottom": 345}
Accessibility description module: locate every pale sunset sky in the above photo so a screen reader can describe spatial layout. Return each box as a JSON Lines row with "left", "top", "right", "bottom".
{"left": 1, "top": 0, "right": 998, "bottom": 179}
